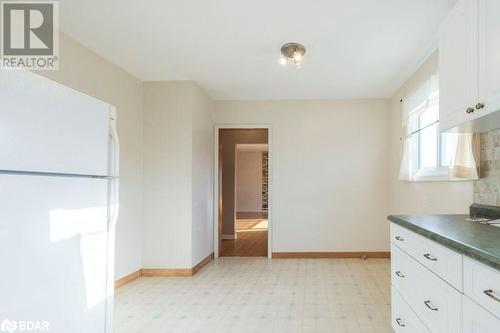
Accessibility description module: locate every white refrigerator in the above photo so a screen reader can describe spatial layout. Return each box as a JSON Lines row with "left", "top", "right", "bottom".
{"left": 0, "top": 70, "right": 119, "bottom": 333}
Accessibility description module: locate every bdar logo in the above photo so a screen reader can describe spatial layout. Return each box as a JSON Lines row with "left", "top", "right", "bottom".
{"left": 0, "top": 319, "right": 17, "bottom": 333}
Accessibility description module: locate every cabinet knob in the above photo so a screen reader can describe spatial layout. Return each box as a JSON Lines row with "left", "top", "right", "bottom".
{"left": 475, "top": 103, "right": 485, "bottom": 110}
{"left": 466, "top": 107, "right": 475, "bottom": 114}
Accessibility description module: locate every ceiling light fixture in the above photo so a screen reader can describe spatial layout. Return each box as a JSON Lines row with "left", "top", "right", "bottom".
{"left": 280, "top": 42, "right": 306, "bottom": 68}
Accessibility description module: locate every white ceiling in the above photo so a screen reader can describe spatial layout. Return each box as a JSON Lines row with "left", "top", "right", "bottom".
{"left": 59, "top": 0, "right": 456, "bottom": 100}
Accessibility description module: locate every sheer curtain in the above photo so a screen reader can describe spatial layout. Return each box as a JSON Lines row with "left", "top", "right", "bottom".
{"left": 399, "top": 75, "right": 438, "bottom": 181}
{"left": 399, "top": 133, "right": 417, "bottom": 181}
{"left": 450, "top": 133, "right": 480, "bottom": 179}
{"left": 398, "top": 73, "right": 479, "bottom": 181}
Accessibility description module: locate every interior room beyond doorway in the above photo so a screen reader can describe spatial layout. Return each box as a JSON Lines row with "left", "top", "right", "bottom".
{"left": 218, "top": 129, "right": 269, "bottom": 257}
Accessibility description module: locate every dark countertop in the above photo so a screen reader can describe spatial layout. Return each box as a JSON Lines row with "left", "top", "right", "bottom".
{"left": 388, "top": 214, "right": 500, "bottom": 270}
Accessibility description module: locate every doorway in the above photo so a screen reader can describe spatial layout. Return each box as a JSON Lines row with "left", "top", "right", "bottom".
{"left": 214, "top": 127, "right": 271, "bottom": 258}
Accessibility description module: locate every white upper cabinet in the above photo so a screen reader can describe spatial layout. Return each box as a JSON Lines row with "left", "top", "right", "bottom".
{"left": 478, "top": 0, "right": 500, "bottom": 119}
{"left": 439, "top": 0, "right": 500, "bottom": 132}
{"left": 439, "top": 0, "right": 478, "bottom": 131}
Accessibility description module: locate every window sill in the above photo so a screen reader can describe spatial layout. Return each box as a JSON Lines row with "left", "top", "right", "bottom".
{"left": 410, "top": 168, "right": 472, "bottom": 182}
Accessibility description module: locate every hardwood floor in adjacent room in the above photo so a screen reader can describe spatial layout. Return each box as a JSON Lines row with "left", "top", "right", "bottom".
{"left": 220, "top": 214, "right": 268, "bottom": 257}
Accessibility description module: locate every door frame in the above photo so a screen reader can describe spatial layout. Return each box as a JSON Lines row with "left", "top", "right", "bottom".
{"left": 213, "top": 124, "right": 273, "bottom": 258}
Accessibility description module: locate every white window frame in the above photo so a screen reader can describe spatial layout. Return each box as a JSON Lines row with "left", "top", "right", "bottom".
{"left": 411, "top": 116, "right": 450, "bottom": 182}
{"left": 411, "top": 166, "right": 451, "bottom": 182}
{"left": 403, "top": 75, "right": 465, "bottom": 182}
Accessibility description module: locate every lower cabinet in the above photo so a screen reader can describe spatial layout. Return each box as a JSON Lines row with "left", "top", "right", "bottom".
{"left": 392, "top": 287, "right": 430, "bottom": 333}
{"left": 463, "top": 296, "right": 500, "bottom": 333}
{"left": 391, "top": 244, "right": 462, "bottom": 333}
{"left": 390, "top": 222, "right": 500, "bottom": 333}
{"left": 463, "top": 257, "right": 500, "bottom": 317}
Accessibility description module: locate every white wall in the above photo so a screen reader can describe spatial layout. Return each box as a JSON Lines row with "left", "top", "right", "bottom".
{"left": 388, "top": 50, "right": 473, "bottom": 214}
{"left": 214, "top": 99, "right": 391, "bottom": 252}
{"left": 236, "top": 151, "right": 263, "bottom": 213}
{"left": 37, "top": 33, "right": 143, "bottom": 280}
{"left": 142, "top": 81, "right": 213, "bottom": 269}
{"left": 190, "top": 83, "right": 215, "bottom": 266}
{"left": 142, "top": 82, "right": 192, "bottom": 269}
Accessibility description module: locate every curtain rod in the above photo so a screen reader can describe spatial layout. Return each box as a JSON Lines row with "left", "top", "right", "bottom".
{"left": 404, "top": 119, "right": 439, "bottom": 139}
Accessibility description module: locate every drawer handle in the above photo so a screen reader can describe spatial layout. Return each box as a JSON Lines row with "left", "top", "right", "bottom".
{"left": 483, "top": 289, "right": 500, "bottom": 302}
{"left": 423, "top": 253, "right": 437, "bottom": 261}
{"left": 395, "top": 318, "right": 406, "bottom": 327}
{"left": 395, "top": 236, "right": 405, "bottom": 241}
{"left": 424, "top": 300, "right": 438, "bottom": 311}
{"left": 395, "top": 271, "right": 405, "bottom": 278}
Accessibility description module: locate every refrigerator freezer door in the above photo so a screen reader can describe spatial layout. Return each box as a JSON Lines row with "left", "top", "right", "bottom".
{"left": 0, "top": 70, "right": 110, "bottom": 176}
{"left": 0, "top": 174, "right": 110, "bottom": 333}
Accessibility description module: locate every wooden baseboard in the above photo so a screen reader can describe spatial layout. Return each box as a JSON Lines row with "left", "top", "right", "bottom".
{"left": 272, "top": 252, "right": 390, "bottom": 259}
{"left": 114, "top": 269, "right": 142, "bottom": 289}
{"left": 115, "top": 253, "right": 215, "bottom": 288}
{"left": 142, "top": 253, "right": 215, "bottom": 278}
{"left": 141, "top": 268, "right": 192, "bottom": 277}
{"left": 192, "top": 253, "right": 214, "bottom": 275}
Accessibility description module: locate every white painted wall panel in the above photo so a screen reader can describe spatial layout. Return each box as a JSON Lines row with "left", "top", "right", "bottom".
{"left": 214, "top": 99, "right": 391, "bottom": 252}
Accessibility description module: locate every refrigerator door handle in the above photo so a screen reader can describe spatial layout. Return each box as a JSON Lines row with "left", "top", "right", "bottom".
{"left": 108, "top": 108, "right": 120, "bottom": 229}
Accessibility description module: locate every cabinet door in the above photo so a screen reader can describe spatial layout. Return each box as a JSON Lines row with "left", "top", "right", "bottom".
{"left": 392, "top": 287, "right": 430, "bottom": 333}
{"left": 478, "top": 0, "right": 500, "bottom": 118}
{"left": 439, "top": 0, "right": 479, "bottom": 131}
{"left": 464, "top": 258, "right": 500, "bottom": 319}
{"left": 463, "top": 296, "right": 500, "bottom": 333}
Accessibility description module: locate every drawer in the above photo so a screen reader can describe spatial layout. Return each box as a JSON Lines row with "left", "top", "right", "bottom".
{"left": 463, "top": 296, "right": 500, "bottom": 333}
{"left": 390, "top": 222, "right": 414, "bottom": 253}
{"left": 391, "top": 244, "right": 417, "bottom": 301}
{"left": 464, "top": 257, "right": 500, "bottom": 318}
{"left": 391, "top": 243, "right": 462, "bottom": 333}
{"left": 392, "top": 286, "right": 430, "bottom": 333}
{"left": 391, "top": 222, "right": 463, "bottom": 291}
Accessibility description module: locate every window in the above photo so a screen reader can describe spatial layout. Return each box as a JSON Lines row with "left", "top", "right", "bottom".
{"left": 400, "top": 74, "right": 461, "bottom": 181}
